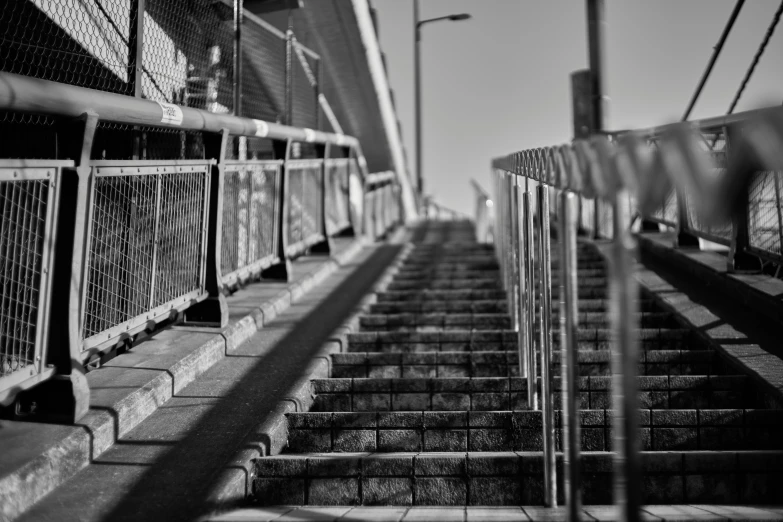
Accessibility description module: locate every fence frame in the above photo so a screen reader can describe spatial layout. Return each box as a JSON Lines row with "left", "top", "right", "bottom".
{"left": 0, "top": 161, "right": 66, "bottom": 406}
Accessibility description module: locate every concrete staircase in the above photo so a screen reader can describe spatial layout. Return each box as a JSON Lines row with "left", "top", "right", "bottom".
{"left": 250, "top": 221, "right": 783, "bottom": 508}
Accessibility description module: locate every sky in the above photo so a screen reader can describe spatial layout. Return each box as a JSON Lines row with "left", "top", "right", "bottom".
{"left": 371, "top": 0, "right": 783, "bottom": 214}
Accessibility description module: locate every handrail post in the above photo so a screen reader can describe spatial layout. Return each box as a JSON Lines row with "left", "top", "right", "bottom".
{"left": 510, "top": 174, "right": 521, "bottom": 331}
{"left": 184, "top": 129, "right": 229, "bottom": 327}
{"left": 37, "top": 112, "right": 98, "bottom": 423}
{"left": 559, "top": 191, "right": 581, "bottom": 521}
{"left": 523, "top": 180, "right": 538, "bottom": 410}
{"left": 610, "top": 190, "right": 641, "bottom": 522}
{"left": 516, "top": 180, "right": 529, "bottom": 393}
{"left": 538, "top": 183, "right": 556, "bottom": 507}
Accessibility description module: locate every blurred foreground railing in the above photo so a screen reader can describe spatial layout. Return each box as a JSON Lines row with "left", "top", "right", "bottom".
{"left": 491, "top": 104, "right": 783, "bottom": 520}
{"left": 0, "top": 70, "right": 401, "bottom": 418}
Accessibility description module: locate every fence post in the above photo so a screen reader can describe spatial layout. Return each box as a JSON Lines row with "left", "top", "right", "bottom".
{"left": 559, "top": 191, "right": 581, "bottom": 520}
{"left": 184, "top": 129, "right": 229, "bottom": 327}
{"left": 538, "top": 183, "right": 556, "bottom": 507}
{"left": 262, "top": 139, "right": 293, "bottom": 281}
{"left": 34, "top": 112, "right": 99, "bottom": 423}
{"left": 523, "top": 181, "right": 537, "bottom": 410}
{"left": 610, "top": 190, "right": 642, "bottom": 522}
{"left": 233, "top": 0, "right": 243, "bottom": 117}
{"left": 285, "top": 28, "right": 294, "bottom": 126}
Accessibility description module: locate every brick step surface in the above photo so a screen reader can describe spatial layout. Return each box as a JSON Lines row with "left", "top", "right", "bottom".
{"left": 331, "top": 350, "right": 721, "bottom": 379}
{"left": 309, "top": 375, "right": 754, "bottom": 412}
{"left": 346, "top": 329, "right": 693, "bottom": 353}
{"left": 252, "top": 450, "right": 783, "bottom": 505}
{"left": 377, "top": 287, "right": 617, "bottom": 301}
{"left": 208, "top": 505, "right": 783, "bottom": 521}
{"left": 285, "top": 408, "right": 783, "bottom": 453}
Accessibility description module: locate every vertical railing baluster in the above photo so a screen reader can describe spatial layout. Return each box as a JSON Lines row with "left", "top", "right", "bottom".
{"left": 610, "top": 190, "right": 641, "bottom": 522}
{"left": 510, "top": 174, "right": 520, "bottom": 331}
{"left": 516, "top": 179, "right": 529, "bottom": 395}
{"left": 559, "top": 191, "right": 581, "bottom": 521}
{"left": 538, "top": 182, "right": 556, "bottom": 507}
{"left": 524, "top": 178, "right": 537, "bottom": 410}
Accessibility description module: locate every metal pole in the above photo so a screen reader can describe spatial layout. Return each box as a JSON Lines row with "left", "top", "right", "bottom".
{"left": 610, "top": 191, "right": 641, "bottom": 522}
{"left": 586, "top": 0, "right": 609, "bottom": 132}
{"left": 538, "top": 183, "right": 556, "bottom": 507}
{"left": 414, "top": 0, "right": 423, "bottom": 205}
{"left": 560, "top": 191, "right": 581, "bottom": 521}
{"left": 516, "top": 181, "right": 529, "bottom": 391}
{"left": 510, "top": 175, "right": 521, "bottom": 331}
{"left": 523, "top": 180, "right": 537, "bottom": 410}
{"left": 682, "top": 0, "right": 745, "bottom": 121}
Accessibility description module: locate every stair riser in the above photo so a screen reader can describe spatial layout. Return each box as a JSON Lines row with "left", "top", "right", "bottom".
{"left": 253, "top": 452, "right": 783, "bottom": 506}
{"left": 287, "top": 427, "right": 783, "bottom": 453}
{"left": 311, "top": 388, "right": 752, "bottom": 412}
{"left": 346, "top": 340, "right": 694, "bottom": 354}
{"left": 331, "top": 360, "right": 719, "bottom": 379}
{"left": 361, "top": 313, "right": 676, "bottom": 329}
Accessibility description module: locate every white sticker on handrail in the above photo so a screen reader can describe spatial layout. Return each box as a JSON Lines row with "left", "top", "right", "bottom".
{"left": 253, "top": 119, "right": 269, "bottom": 137}
{"left": 156, "top": 102, "right": 183, "bottom": 126}
{"left": 303, "top": 128, "right": 316, "bottom": 142}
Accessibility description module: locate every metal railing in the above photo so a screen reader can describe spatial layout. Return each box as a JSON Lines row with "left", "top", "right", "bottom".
{"left": 0, "top": 0, "right": 404, "bottom": 410}
{"left": 491, "top": 104, "right": 783, "bottom": 520}
{"left": 471, "top": 179, "right": 493, "bottom": 243}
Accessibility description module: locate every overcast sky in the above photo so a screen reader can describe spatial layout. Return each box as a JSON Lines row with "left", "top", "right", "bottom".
{"left": 371, "top": 0, "right": 783, "bottom": 214}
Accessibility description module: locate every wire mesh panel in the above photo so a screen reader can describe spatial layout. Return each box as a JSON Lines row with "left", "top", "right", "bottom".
{"left": 649, "top": 189, "right": 678, "bottom": 227}
{"left": 82, "top": 162, "right": 210, "bottom": 353}
{"left": 143, "top": 0, "right": 234, "bottom": 111}
{"left": 324, "top": 159, "right": 350, "bottom": 235}
{"left": 580, "top": 197, "right": 596, "bottom": 236}
{"left": 221, "top": 160, "right": 281, "bottom": 285}
{"left": 597, "top": 200, "right": 614, "bottom": 239}
{"left": 748, "top": 170, "right": 783, "bottom": 261}
{"left": 683, "top": 133, "right": 732, "bottom": 244}
{"left": 286, "top": 159, "right": 323, "bottom": 256}
{"left": 0, "top": 163, "right": 61, "bottom": 398}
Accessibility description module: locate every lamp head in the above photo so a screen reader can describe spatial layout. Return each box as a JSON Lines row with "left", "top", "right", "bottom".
{"left": 449, "top": 13, "right": 471, "bottom": 21}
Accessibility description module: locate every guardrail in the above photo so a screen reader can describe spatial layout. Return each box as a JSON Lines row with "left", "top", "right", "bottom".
{"left": 0, "top": 74, "right": 400, "bottom": 418}
{"left": 491, "top": 104, "right": 783, "bottom": 521}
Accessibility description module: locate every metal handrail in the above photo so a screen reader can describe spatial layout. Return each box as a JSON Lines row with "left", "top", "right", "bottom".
{"left": 491, "top": 104, "right": 783, "bottom": 520}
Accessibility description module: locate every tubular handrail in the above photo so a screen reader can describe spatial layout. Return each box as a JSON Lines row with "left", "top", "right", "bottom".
{"left": 491, "top": 104, "right": 783, "bottom": 520}
{"left": 0, "top": 72, "right": 358, "bottom": 151}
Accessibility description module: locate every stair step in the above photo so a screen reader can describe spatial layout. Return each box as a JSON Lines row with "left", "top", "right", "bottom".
{"left": 331, "top": 350, "right": 720, "bottom": 378}
{"left": 252, "top": 450, "right": 783, "bottom": 505}
{"left": 359, "top": 313, "right": 512, "bottom": 332}
{"left": 377, "top": 289, "right": 629, "bottom": 303}
{"left": 346, "top": 329, "right": 693, "bottom": 353}
{"left": 310, "top": 375, "right": 752, "bottom": 412}
{"left": 387, "top": 280, "right": 502, "bottom": 291}
{"left": 370, "top": 300, "right": 509, "bottom": 314}
{"left": 285, "top": 409, "right": 783, "bottom": 453}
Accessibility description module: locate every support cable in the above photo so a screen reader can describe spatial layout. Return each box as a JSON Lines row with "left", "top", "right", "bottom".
{"left": 682, "top": 0, "right": 745, "bottom": 121}
{"left": 726, "top": 0, "right": 783, "bottom": 116}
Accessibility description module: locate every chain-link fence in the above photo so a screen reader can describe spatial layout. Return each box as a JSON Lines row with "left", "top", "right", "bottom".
{"left": 324, "top": 158, "right": 351, "bottom": 235}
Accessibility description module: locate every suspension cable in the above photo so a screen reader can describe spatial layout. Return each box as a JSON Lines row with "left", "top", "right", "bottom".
{"left": 682, "top": 0, "right": 745, "bottom": 121}
{"left": 726, "top": 0, "right": 783, "bottom": 116}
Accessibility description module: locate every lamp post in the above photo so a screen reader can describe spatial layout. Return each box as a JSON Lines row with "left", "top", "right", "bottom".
{"left": 414, "top": 0, "right": 470, "bottom": 208}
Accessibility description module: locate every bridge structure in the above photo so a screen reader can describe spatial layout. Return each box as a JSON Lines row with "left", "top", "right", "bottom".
{"left": 1, "top": 1, "right": 783, "bottom": 521}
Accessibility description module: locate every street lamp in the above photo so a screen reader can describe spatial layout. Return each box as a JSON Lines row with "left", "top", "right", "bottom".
{"left": 414, "top": 0, "right": 471, "bottom": 207}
